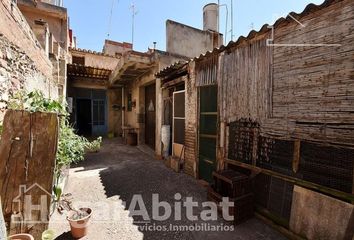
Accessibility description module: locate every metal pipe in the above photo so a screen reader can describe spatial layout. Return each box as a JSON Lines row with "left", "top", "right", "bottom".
{"left": 122, "top": 87, "right": 125, "bottom": 137}
{"left": 219, "top": 4, "right": 229, "bottom": 44}
{"left": 230, "top": 0, "right": 234, "bottom": 40}
{"left": 217, "top": 0, "right": 220, "bottom": 34}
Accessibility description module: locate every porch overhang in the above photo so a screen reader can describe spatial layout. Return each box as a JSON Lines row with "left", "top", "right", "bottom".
{"left": 109, "top": 53, "right": 156, "bottom": 86}
{"left": 67, "top": 64, "right": 112, "bottom": 88}
{"left": 155, "top": 61, "right": 188, "bottom": 88}
{"left": 68, "top": 64, "right": 112, "bottom": 79}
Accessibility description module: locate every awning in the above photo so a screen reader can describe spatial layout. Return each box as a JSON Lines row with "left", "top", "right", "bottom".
{"left": 109, "top": 52, "right": 156, "bottom": 85}
{"left": 67, "top": 64, "right": 112, "bottom": 79}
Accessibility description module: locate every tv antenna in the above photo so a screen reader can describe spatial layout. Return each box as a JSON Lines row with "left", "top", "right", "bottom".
{"left": 130, "top": 2, "right": 138, "bottom": 47}
{"left": 107, "top": 0, "right": 119, "bottom": 38}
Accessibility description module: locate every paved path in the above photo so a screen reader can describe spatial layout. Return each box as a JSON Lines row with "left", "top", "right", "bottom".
{"left": 49, "top": 139, "right": 287, "bottom": 240}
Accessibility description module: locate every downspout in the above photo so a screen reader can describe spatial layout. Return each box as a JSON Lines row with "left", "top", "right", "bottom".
{"left": 122, "top": 86, "right": 125, "bottom": 137}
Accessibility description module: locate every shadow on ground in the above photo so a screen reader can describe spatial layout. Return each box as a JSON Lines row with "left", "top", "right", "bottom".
{"left": 51, "top": 139, "right": 286, "bottom": 240}
{"left": 92, "top": 139, "right": 286, "bottom": 240}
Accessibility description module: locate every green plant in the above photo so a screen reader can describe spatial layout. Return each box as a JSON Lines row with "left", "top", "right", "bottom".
{"left": 85, "top": 136, "right": 102, "bottom": 152}
{"left": 42, "top": 229, "right": 55, "bottom": 240}
{"left": 8, "top": 90, "right": 92, "bottom": 180}
{"left": 56, "top": 119, "right": 88, "bottom": 168}
{"left": 8, "top": 90, "right": 65, "bottom": 114}
{"left": 53, "top": 185, "right": 62, "bottom": 202}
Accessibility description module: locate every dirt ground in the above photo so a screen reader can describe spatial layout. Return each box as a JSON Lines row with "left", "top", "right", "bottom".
{"left": 49, "top": 139, "right": 287, "bottom": 240}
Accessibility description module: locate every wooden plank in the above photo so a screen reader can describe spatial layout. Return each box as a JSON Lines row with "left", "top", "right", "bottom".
{"left": 0, "top": 111, "right": 31, "bottom": 223}
{"left": 352, "top": 160, "right": 354, "bottom": 204}
{"left": 25, "top": 112, "right": 59, "bottom": 237}
{"left": 0, "top": 110, "right": 58, "bottom": 238}
{"left": 292, "top": 140, "right": 301, "bottom": 173}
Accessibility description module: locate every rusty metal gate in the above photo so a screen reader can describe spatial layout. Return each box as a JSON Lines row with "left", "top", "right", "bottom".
{"left": 145, "top": 84, "right": 156, "bottom": 149}
{"left": 0, "top": 110, "right": 58, "bottom": 238}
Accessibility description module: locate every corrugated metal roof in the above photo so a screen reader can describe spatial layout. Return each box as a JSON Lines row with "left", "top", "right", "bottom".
{"left": 156, "top": 0, "right": 340, "bottom": 77}
{"left": 155, "top": 61, "right": 188, "bottom": 78}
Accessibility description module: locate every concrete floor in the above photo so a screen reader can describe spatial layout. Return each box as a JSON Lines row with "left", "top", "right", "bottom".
{"left": 49, "top": 139, "right": 287, "bottom": 240}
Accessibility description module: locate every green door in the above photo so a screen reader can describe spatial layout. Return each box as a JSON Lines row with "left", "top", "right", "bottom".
{"left": 198, "top": 85, "right": 217, "bottom": 183}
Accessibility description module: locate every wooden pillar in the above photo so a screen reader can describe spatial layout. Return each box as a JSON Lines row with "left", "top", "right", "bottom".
{"left": 293, "top": 140, "right": 301, "bottom": 173}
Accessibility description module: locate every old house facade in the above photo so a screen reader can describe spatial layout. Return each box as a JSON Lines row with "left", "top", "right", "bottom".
{"left": 108, "top": 4, "right": 223, "bottom": 158}
{"left": 17, "top": 0, "right": 70, "bottom": 96}
{"left": 0, "top": 0, "right": 70, "bottom": 120}
{"left": 67, "top": 46, "right": 121, "bottom": 136}
{"left": 157, "top": 0, "right": 354, "bottom": 238}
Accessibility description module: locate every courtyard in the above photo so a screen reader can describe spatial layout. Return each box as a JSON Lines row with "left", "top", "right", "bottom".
{"left": 49, "top": 139, "right": 286, "bottom": 240}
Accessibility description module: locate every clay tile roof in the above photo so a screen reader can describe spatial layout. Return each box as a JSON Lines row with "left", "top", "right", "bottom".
{"left": 69, "top": 47, "right": 120, "bottom": 58}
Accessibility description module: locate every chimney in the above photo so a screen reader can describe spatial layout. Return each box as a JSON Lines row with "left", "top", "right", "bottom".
{"left": 203, "top": 3, "right": 218, "bottom": 32}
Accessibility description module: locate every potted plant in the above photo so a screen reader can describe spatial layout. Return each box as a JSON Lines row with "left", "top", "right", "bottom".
{"left": 8, "top": 234, "right": 34, "bottom": 240}
{"left": 67, "top": 208, "right": 92, "bottom": 239}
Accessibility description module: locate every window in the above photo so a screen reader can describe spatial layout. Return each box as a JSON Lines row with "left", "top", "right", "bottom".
{"left": 92, "top": 100, "right": 105, "bottom": 126}
{"left": 127, "top": 93, "right": 132, "bottom": 111}
{"left": 173, "top": 90, "right": 185, "bottom": 145}
{"left": 72, "top": 56, "right": 85, "bottom": 65}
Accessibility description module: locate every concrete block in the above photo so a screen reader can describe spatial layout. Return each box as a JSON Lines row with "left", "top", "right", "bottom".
{"left": 290, "top": 186, "right": 354, "bottom": 240}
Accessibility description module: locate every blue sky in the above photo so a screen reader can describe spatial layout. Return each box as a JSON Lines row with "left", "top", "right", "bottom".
{"left": 65, "top": 0, "right": 325, "bottom": 52}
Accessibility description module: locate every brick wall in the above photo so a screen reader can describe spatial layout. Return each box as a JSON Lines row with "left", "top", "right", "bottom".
{"left": 184, "top": 61, "right": 197, "bottom": 177}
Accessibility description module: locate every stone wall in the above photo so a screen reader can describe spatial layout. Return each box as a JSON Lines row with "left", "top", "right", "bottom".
{"left": 0, "top": 0, "right": 58, "bottom": 120}
{"left": 0, "top": 0, "right": 53, "bottom": 78}
{"left": 0, "top": 35, "right": 58, "bottom": 119}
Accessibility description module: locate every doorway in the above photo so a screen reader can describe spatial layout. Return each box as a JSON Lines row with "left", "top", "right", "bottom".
{"left": 76, "top": 99, "right": 92, "bottom": 136}
{"left": 198, "top": 85, "right": 218, "bottom": 183}
{"left": 145, "top": 84, "right": 156, "bottom": 149}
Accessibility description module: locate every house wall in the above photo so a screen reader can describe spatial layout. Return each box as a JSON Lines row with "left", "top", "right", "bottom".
{"left": 166, "top": 20, "right": 222, "bottom": 59}
{"left": 18, "top": 1, "right": 68, "bottom": 50}
{"left": 68, "top": 50, "right": 121, "bottom": 136}
{"left": 184, "top": 63, "right": 198, "bottom": 177}
{"left": 70, "top": 50, "right": 120, "bottom": 70}
{"left": 123, "top": 70, "right": 156, "bottom": 145}
{"left": 103, "top": 40, "right": 132, "bottom": 56}
{"left": 122, "top": 52, "right": 185, "bottom": 156}
{"left": 17, "top": 0, "right": 70, "bottom": 96}
{"left": 0, "top": 0, "right": 58, "bottom": 120}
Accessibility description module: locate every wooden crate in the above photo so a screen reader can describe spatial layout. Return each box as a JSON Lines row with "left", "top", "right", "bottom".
{"left": 213, "top": 170, "right": 252, "bottom": 198}
{"left": 207, "top": 186, "right": 254, "bottom": 225}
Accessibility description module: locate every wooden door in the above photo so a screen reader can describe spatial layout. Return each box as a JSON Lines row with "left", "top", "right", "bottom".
{"left": 145, "top": 84, "right": 156, "bottom": 149}
{"left": 76, "top": 99, "right": 92, "bottom": 136}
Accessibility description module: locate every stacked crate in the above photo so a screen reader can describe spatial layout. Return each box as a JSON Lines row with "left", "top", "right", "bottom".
{"left": 207, "top": 169, "right": 254, "bottom": 225}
